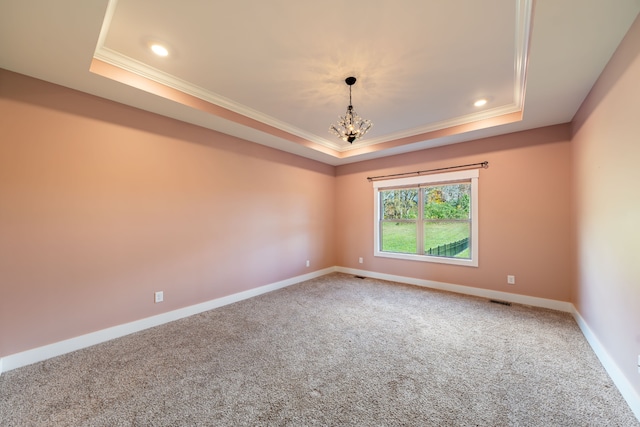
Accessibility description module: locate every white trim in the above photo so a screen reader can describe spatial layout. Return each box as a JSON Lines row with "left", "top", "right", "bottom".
{"left": 93, "top": 47, "right": 338, "bottom": 150}
{"left": 95, "top": 0, "right": 119, "bottom": 51}
{"left": 0, "top": 267, "right": 336, "bottom": 374}
{"left": 373, "top": 169, "right": 479, "bottom": 267}
{"left": 371, "top": 169, "right": 479, "bottom": 189}
{"left": 336, "top": 267, "right": 573, "bottom": 312}
{"left": 571, "top": 308, "right": 640, "bottom": 421}
{"left": 354, "top": 103, "right": 522, "bottom": 150}
{"left": 93, "top": 2, "right": 340, "bottom": 152}
{"left": 338, "top": 266, "right": 639, "bottom": 422}
{"left": 92, "top": 2, "right": 532, "bottom": 155}
{"left": 514, "top": 0, "right": 533, "bottom": 110}
{"left": 2, "top": 266, "right": 638, "bottom": 423}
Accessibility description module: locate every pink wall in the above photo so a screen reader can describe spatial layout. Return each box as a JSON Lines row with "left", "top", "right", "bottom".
{"left": 0, "top": 70, "right": 336, "bottom": 357}
{"left": 571, "top": 14, "right": 640, "bottom": 399}
{"left": 3, "top": 17, "right": 638, "bottom": 406}
{"left": 335, "top": 125, "right": 574, "bottom": 301}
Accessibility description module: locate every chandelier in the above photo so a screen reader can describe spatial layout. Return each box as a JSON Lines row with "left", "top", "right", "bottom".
{"left": 329, "top": 76, "right": 372, "bottom": 143}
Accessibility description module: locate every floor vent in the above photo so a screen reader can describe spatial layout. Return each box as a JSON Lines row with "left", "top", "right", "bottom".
{"left": 489, "top": 299, "right": 512, "bottom": 306}
{"left": 354, "top": 275, "right": 366, "bottom": 279}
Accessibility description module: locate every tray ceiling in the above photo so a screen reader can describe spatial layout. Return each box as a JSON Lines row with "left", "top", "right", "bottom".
{"left": 2, "top": 0, "right": 639, "bottom": 164}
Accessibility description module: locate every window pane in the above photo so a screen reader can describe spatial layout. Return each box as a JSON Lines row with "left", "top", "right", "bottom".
{"left": 423, "top": 183, "right": 470, "bottom": 220}
{"left": 380, "top": 189, "right": 418, "bottom": 220}
{"left": 381, "top": 221, "right": 417, "bottom": 254}
{"left": 423, "top": 183, "right": 471, "bottom": 259}
{"left": 374, "top": 169, "right": 478, "bottom": 266}
{"left": 424, "top": 220, "right": 470, "bottom": 259}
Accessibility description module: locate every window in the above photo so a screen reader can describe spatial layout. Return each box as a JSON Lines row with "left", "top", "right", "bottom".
{"left": 373, "top": 169, "right": 479, "bottom": 266}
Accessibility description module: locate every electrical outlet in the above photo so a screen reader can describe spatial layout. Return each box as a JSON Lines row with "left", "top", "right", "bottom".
{"left": 306, "top": 260, "right": 310, "bottom": 267}
{"left": 507, "top": 275, "right": 516, "bottom": 285}
{"left": 155, "top": 291, "right": 163, "bottom": 303}
{"left": 359, "top": 257, "right": 363, "bottom": 264}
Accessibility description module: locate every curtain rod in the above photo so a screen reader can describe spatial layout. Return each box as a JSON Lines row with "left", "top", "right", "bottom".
{"left": 366, "top": 161, "right": 489, "bottom": 182}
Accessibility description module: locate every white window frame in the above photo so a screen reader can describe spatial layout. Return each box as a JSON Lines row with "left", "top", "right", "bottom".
{"left": 373, "top": 169, "right": 479, "bottom": 267}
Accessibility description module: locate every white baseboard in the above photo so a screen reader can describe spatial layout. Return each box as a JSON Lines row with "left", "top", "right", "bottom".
{"left": 0, "top": 267, "right": 336, "bottom": 374}
{"left": 336, "top": 267, "right": 574, "bottom": 312}
{"left": 338, "top": 267, "right": 639, "bottom": 422}
{"left": 2, "top": 265, "right": 638, "bottom": 423}
{"left": 571, "top": 308, "right": 640, "bottom": 421}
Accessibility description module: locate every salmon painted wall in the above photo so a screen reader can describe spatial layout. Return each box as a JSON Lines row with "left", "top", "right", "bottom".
{"left": 571, "top": 14, "right": 640, "bottom": 400}
{"left": 335, "top": 125, "right": 574, "bottom": 301}
{"left": 0, "top": 70, "right": 336, "bottom": 357}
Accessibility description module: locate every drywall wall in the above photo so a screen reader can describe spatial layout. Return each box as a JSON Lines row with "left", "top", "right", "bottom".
{"left": 571, "top": 13, "right": 640, "bottom": 402}
{"left": 0, "top": 70, "right": 336, "bottom": 357}
{"left": 335, "top": 125, "right": 574, "bottom": 302}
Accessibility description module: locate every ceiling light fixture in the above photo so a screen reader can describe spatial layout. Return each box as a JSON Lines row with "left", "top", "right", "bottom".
{"left": 329, "top": 77, "right": 372, "bottom": 144}
{"left": 150, "top": 44, "right": 169, "bottom": 57}
{"left": 474, "top": 98, "right": 488, "bottom": 107}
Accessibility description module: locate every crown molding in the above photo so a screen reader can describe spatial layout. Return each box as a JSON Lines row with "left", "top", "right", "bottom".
{"left": 93, "top": 0, "right": 532, "bottom": 157}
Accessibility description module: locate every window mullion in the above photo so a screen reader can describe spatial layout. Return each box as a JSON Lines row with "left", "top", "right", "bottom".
{"left": 417, "top": 189, "right": 424, "bottom": 254}
{"left": 373, "top": 169, "right": 478, "bottom": 267}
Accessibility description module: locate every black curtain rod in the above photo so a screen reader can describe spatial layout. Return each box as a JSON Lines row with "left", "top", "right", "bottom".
{"left": 366, "top": 161, "right": 489, "bottom": 182}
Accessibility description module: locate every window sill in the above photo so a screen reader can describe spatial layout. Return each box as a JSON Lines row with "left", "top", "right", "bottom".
{"left": 374, "top": 250, "right": 478, "bottom": 267}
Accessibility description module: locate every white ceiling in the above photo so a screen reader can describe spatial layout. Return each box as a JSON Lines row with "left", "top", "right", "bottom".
{"left": 1, "top": 0, "right": 639, "bottom": 165}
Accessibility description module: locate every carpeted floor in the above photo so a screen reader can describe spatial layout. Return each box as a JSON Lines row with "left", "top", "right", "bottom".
{"left": 1, "top": 273, "right": 638, "bottom": 426}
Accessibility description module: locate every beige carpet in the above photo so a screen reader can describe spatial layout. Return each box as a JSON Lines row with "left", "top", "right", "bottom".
{"left": 1, "top": 273, "right": 638, "bottom": 426}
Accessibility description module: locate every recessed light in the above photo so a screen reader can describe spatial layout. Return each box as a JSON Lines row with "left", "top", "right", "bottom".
{"left": 474, "top": 99, "right": 488, "bottom": 107}
{"left": 150, "top": 44, "right": 169, "bottom": 57}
